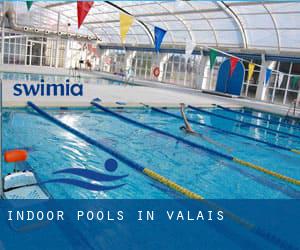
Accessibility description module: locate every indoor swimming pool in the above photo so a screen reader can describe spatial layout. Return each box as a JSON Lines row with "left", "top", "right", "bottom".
{"left": 2, "top": 105, "right": 300, "bottom": 199}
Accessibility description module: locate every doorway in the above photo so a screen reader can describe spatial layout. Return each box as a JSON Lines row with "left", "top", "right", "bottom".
{"left": 26, "top": 40, "right": 42, "bottom": 66}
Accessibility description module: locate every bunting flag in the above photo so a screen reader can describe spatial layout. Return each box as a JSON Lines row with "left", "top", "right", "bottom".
{"left": 264, "top": 68, "right": 272, "bottom": 86}
{"left": 154, "top": 26, "right": 167, "bottom": 53}
{"left": 247, "top": 63, "right": 255, "bottom": 82}
{"left": 277, "top": 73, "right": 284, "bottom": 88}
{"left": 26, "top": 1, "right": 33, "bottom": 10}
{"left": 77, "top": 1, "right": 94, "bottom": 29}
{"left": 209, "top": 49, "right": 217, "bottom": 70}
{"left": 184, "top": 38, "right": 196, "bottom": 62}
{"left": 229, "top": 57, "right": 239, "bottom": 76}
{"left": 120, "top": 13, "right": 134, "bottom": 44}
{"left": 291, "top": 76, "right": 300, "bottom": 89}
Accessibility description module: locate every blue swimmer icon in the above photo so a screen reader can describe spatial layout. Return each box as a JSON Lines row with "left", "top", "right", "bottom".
{"left": 43, "top": 159, "right": 128, "bottom": 191}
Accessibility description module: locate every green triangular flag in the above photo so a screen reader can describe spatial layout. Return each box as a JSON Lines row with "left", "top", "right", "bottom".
{"left": 209, "top": 49, "right": 218, "bottom": 70}
{"left": 26, "top": 1, "right": 33, "bottom": 10}
{"left": 291, "top": 76, "right": 300, "bottom": 89}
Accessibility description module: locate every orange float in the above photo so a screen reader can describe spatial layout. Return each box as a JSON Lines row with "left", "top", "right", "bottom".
{"left": 153, "top": 67, "right": 160, "bottom": 77}
{"left": 4, "top": 149, "right": 28, "bottom": 163}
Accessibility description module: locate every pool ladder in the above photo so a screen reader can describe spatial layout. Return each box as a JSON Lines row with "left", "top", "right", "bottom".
{"left": 286, "top": 99, "right": 298, "bottom": 118}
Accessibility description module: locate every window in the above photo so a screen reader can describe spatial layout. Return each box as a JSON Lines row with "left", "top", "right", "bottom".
{"left": 0, "top": 29, "right": 65, "bottom": 68}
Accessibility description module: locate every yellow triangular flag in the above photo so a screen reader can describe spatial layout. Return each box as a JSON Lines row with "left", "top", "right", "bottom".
{"left": 247, "top": 63, "right": 255, "bottom": 82}
{"left": 120, "top": 13, "right": 134, "bottom": 44}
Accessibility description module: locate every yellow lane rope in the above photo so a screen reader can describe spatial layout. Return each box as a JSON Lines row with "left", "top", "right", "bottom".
{"left": 233, "top": 158, "right": 300, "bottom": 186}
{"left": 143, "top": 167, "right": 293, "bottom": 247}
{"left": 143, "top": 168, "right": 254, "bottom": 229}
{"left": 143, "top": 168, "right": 204, "bottom": 199}
{"left": 291, "top": 149, "right": 300, "bottom": 155}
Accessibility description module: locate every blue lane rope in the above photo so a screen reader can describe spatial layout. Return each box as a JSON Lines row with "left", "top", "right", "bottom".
{"left": 147, "top": 106, "right": 298, "bottom": 153}
{"left": 91, "top": 101, "right": 232, "bottom": 160}
{"left": 244, "top": 107, "right": 300, "bottom": 124}
{"left": 91, "top": 102, "right": 300, "bottom": 186}
{"left": 28, "top": 102, "right": 144, "bottom": 172}
{"left": 215, "top": 104, "right": 300, "bottom": 130}
{"left": 26, "top": 102, "right": 299, "bottom": 250}
{"left": 26, "top": 102, "right": 211, "bottom": 199}
{"left": 116, "top": 101, "right": 127, "bottom": 105}
{"left": 188, "top": 105, "right": 300, "bottom": 140}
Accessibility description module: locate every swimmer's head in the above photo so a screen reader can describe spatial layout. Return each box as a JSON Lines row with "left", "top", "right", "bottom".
{"left": 180, "top": 103, "right": 185, "bottom": 108}
{"left": 180, "top": 126, "right": 186, "bottom": 131}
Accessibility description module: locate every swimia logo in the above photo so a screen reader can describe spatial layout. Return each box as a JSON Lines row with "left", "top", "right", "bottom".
{"left": 13, "top": 79, "right": 83, "bottom": 97}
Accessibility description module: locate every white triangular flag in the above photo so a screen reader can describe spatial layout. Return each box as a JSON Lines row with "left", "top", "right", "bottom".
{"left": 277, "top": 73, "right": 284, "bottom": 88}
{"left": 185, "top": 38, "right": 196, "bottom": 62}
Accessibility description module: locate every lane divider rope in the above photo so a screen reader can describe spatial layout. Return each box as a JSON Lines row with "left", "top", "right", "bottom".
{"left": 27, "top": 102, "right": 203, "bottom": 197}
{"left": 244, "top": 106, "right": 300, "bottom": 124}
{"left": 143, "top": 168, "right": 203, "bottom": 200}
{"left": 91, "top": 102, "right": 300, "bottom": 187}
{"left": 291, "top": 149, "right": 300, "bottom": 155}
{"left": 92, "top": 102, "right": 232, "bottom": 160}
{"left": 147, "top": 106, "right": 300, "bottom": 155}
{"left": 27, "top": 101, "right": 297, "bottom": 250}
{"left": 188, "top": 105, "right": 300, "bottom": 140}
{"left": 232, "top": 158, "right": 300, "bottom": 186}
{"left": 215, "top": 104, "right": 300, "bottom": 130}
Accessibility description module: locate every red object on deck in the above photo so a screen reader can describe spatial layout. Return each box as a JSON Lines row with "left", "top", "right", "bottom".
{"left": 4, "top": 150, "right": 28, "bottom": 163}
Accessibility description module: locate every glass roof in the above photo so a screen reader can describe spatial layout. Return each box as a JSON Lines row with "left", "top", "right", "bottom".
{"left": 6, "top": 1, "right": 300, "bottom": 52}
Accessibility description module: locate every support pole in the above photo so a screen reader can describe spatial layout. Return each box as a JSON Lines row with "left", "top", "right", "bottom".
{"left": 55, "top": 12, "right": 61, "bottom": 68}
{"left": 1, "top": 14, "right": 5, "bottom": 64}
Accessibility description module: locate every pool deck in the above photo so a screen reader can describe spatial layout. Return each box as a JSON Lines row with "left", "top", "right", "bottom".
{"left": 2, "top": 79, "right": 241, "bottom": 108}
{"left": 1, "top": 69, "right": 299, "bottom": 118}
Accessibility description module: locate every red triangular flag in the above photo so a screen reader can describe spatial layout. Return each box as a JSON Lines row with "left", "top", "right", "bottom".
{"left": 229, "top": 57, "right": 239, "bottom": 76}
{"left": 77, "top": 1, "right": 94, "bottom": 29}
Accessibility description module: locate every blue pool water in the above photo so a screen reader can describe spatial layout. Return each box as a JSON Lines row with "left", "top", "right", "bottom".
{"left": 0, "top": 71, "right": 129, "bottom": 85}
{"left": 2, "top": 106, "right": 300, "bottom": 199}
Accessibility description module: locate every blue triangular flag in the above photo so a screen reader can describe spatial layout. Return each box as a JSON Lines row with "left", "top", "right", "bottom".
{"left": 154, "top": 26, "right": 167, "bottom": 53}
{"left": 264, "top": 68, "right": 272, "bottom": 86}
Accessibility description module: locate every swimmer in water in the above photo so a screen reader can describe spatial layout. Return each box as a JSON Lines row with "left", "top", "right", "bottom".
{"left": 179, "top": 103, "right": 232, "bottom": 152}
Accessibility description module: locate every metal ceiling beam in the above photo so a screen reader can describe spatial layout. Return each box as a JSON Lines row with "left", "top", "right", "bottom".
{"left": 85, "top": 16, "right": 231, "bottom": 25}
{"left": 217, "top": 1, "right": 248, "bottom": 48}
{"left": 263, "top": 3, "right": 281, "bottom": 53}
{"left": 185, "top": 1, "right": 220, "bottom": 47}
{"left": 157, "top": 2, "right": 192, "bottom": 42}
{"left": 85, "top": 8, "right": 222, "bottom": 22}
{"left": 237, "top": 11, "right": 300, "bottom": 16}
{"left": 227, "top": 1, "right": 292, "bottom": 7}
{"left": 44, "top": 1, "right": 75, "bottom": 9}
{"left": 34, "top": 1, "right": 103, "bottom": 41}
{"left": 104, "top": 1, "right": 154, "bottom": 45}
